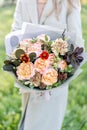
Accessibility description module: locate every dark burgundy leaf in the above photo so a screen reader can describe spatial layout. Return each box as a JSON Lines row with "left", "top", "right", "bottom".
{"left": 78, "top": 47, "right": 84, "bottom": 54}
{"left": 70, "top": 44, "right": 74, "bottom": 52}
{"left": 77, "top": 56, "right": 84, "bottom": 62}
{"left": 76, "top": 58, "right": 80, "bottom": 65}
{"left": 74, "top": 47, "right": 80, "bottom": 54}
{"left": 66, "top": 57, "right": 71, "bottom": 64}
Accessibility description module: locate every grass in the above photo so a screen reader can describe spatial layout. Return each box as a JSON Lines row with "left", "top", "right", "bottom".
{"left": 0, "top": 5, "right": 21, "bottom": 130}
{"left": 62, "top": 4, "right": 87, "bottom": 130}
{"left": 0, "top": 3, "right": 87, "bottom": 130}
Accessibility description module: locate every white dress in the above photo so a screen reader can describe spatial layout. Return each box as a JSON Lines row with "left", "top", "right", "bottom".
{"left": 23, "top": 85, "right": 68, "bottom": 130}
{"left": 9, "top": 0, "right": 84, "bottom": 130}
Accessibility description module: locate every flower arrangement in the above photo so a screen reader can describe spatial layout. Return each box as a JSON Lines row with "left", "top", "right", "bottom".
{"left": 3, "top": 32, "right": 84, "bottom": 90}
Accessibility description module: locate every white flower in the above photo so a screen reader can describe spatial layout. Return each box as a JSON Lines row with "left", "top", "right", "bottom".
{"left": 51, "top": 38, "right": 68, "bottom": 56}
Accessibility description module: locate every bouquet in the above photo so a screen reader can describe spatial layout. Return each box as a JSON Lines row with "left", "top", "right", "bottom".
{"left": 3, "top": 26, "right": 85, "bottom": 91}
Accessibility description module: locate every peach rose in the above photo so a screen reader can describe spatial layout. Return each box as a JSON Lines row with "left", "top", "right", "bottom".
{"left": 34, "top": 58, "right": 49, "bottom": 74}
{"left": 42, "top": 68, "right": 58, "bottom": 85}
{"left": 16, "top": 62, "right": 35, "bottom": 80}
{"left": 58, "top": 60, "right": 67, "bottom": 70}
{"left": 27, "top": 43, "right": 42, "bottom": 57}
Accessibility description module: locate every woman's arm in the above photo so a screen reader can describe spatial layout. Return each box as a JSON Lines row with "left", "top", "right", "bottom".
{"left": 12, "top": 0, "right": 23, "bottom": 31}
{"left": 67, "top": 0, "right": 84, "bottom": 47}
{"left": 67, "top": 0, "right": 82, "bottom": 37}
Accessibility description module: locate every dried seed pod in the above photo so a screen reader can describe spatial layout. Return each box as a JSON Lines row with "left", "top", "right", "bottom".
{"left": 30, "top": 71, "right": 42, "bottom": 87}
{"left": 59, "top": 72, "right": 67, "bottom": 81}
{"left": 39, "top": 82, "right": 46, "bottom": 90}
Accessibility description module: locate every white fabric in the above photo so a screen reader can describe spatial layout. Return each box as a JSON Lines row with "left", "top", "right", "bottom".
{"left": 6, "top": 0, "right": 84, "bottom": 130}
{"left": 12, "top": 0, "right": 83, "bottom": 39}
{"left": 12, "top": 0, "right": 84, "bottom": 48}
{"left": 24, "top": 85, "right": 68, "bottom": 130}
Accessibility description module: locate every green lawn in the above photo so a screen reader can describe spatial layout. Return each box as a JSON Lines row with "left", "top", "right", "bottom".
{"left": 0, "top": 4, "right": 87, "bottom": 130}
{"left": 0, "top": 5, "right": 21, "bottom": 130}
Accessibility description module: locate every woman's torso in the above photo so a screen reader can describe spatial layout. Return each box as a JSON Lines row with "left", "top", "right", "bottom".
{"left": 21, "top": 0, "right": 68, "bottom": 30}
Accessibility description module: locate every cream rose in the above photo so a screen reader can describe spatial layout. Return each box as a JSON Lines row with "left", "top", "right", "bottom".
{"left": 51, "top": 38, "right": 68, "bottom": 56}
{"left": 19, "top": 39, "right": 32, "bottom": 51}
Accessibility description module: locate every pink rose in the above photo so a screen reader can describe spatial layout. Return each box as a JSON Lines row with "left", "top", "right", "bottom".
{"left": 58, "top": 60, "right": 67, "bottom": 70}
{"left": 19, "top": 39, "right": 32, "bottom": 51}
{"left": 34, "top": 58, "right": 49, "bottom": 74}
{"left": 48, "top": 53, "right": 56, "bottom": 65}
{"left": 27, "top": 43, "right": 42, "bottom": 57}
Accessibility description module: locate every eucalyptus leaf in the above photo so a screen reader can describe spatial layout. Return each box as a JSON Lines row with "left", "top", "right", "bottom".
{"left": 3, "top": 64, "right": 14, "bottom": 71}
{"left": 15, "top": 49, "right": 25, "bottom": 59}
{"left": 29, "top": 52, "right": 36, "bottom": 62}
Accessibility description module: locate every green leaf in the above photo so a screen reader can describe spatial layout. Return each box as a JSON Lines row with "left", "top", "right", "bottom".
{"left": 46, "top": 86, "right": 52, "bottom": 90}
{"left": 3, "top": 64, "right": 14, "bottom": 71}
{"left": 29, "top": 84, "right": 35, "bottom": 89}
{"left": 12, "top": 59, "right": 21, "bottom": 67}
{"left": 29, "top": 52, "right": 36, "bottom": 62}
{"left": 40, "top": 39, "right": 45, "bottom": 43}
{"left": 31, "top": 38, "right": 37, "bottom": 43}
{"left": 15, "top": 49, "right": 25, "bottom": 59}
{"left": 45, "top": 35, "right": 48, "bottom": 41}
{"left": 52, "top": 82, "right": 62, "bottom": 88}
{"left": 4, "top": 60, "right": 11, "bottom": 65}
{"left": 48, "top": 41, "right": 53, "bottom": 45}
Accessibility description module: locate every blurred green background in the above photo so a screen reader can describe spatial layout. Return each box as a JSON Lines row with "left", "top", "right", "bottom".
{"left": 0, "top": 0, "right": 87, "bottom": 130}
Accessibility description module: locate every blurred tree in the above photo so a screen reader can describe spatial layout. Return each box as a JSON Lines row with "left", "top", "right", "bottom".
{"left": 11, "top": 0, "right": 16, "bottom": 4}
{"left": 0, "top": 0, "right": 16, "bottom": 6}
{"left": 81, "top": 0, "right": 87, "bottom": 4}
